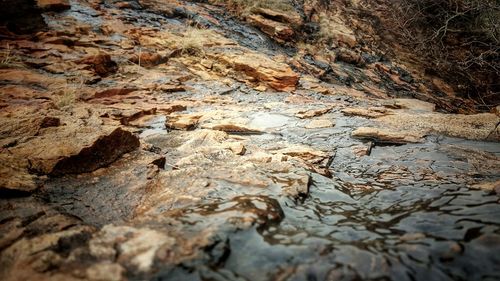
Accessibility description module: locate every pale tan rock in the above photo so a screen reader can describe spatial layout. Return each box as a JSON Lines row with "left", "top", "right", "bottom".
{"left": 279, "top": 172, "right": 311, "bottom": 198}
{"left": 377, "top": 112, "right": 499, "bottom": 141}
{"left": 305, "top": 119, "right": 334, "bottom": 129}
{"left": 166, "top": 114, "right": 202, "bottom": 130}
{"left": 352, "top": 127, "right": 425, "bottom": 144}
{"left": 385, "top": 99, "right": 436, "bottom": 112}
{"left": 0, "top": 154, "right": 37, "bottom": 193}
{"left": 275, "top": 144, "right": 328, "bottom": 163}
{"left": 224, "top": 142, "right": 246, "bottom": 155}
{"left": 86, "top": 263, "right": 124, "bottom": 281}
{"left": 352, "top": 144, "right": 372, "bottom": 157}
{"left": 342, "top": 107, "right": 390, "bottom": 118}
{"left": 471, "top": 180, "right": 500, "bottom": 192}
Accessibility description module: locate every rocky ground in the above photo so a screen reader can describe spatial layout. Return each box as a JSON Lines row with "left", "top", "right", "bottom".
{"left": 0, "top": 0, "right": 499, "bottom": 280}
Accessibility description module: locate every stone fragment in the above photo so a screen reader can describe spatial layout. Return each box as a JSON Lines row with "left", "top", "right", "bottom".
{"left": 166, "top": 114, "right": 201, "bottom": 130}
{"left": 216, "top": 51, "right": 299, "bottom": 91}
{"left": 305, "top": 119, "right": 334, "bottom": 129}
{"left": 246, "top": 14, "right": 294, "bottom": 42}
{"left": 352, "top": 127, "right": 425, "bottom": 144}
{"left": 79, "top": 54, "right": 118, "bottom": 77}
{"left": 296, "top": 107, "right": 333, "bottom": 118}
{"left": 342, "top": 107, "right": 390, "bottom": 118}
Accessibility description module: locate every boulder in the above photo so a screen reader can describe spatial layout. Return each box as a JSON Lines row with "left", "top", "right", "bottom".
{"left": 216, "top": 51, "right": 299, "bottom": 91}
{"left": 9, "top": 126, "right": 139, "bottom": 175}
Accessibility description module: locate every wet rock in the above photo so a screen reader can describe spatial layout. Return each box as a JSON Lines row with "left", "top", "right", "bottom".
{"left": 37, "top": 0, "right": 70, "bottom": 11}
{"left": 275, "top": 144, "right": 328, "bottom": 163}
{"left": 280, "top": 172, "right": 311, "bottom": 199}
{"left": 9, "top": 126, "right": 139, "bottom": 175}
{"left": 79, "top": 54, "right": 118, "bottom": 77}
{"left": 352, "top": 127, "right": 425, "bottom": 144}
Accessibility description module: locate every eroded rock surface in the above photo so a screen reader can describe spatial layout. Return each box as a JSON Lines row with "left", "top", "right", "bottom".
{"left": 0, "top": 0, "right": 499, "bottom": 280}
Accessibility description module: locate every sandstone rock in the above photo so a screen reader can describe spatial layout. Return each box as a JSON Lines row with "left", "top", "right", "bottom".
{"left": 0, "top": 154, "right": 38, "bottom": 193}
{"left": 37, "top": 0, "right": 70, "bottom": 11}
{"left": 216, "top": 51, "right": 299, "bottom": 91}
{"left": 352, "top": 127, "right": 425, "bottom": 144}
{"left": 166, "top": 114, "right": 202, "bottom": 130}
{"left": 9, "top": 126, "right": 139, "bottom": 175}
{"left": 383, "top": 99, "right": 436, "bottom": 112}
{"left": 342, "top": 107, "right": 391, "bottom": 118}
{"left": 279, "top": 172, "right": 311, "bottom": 199}
{"left": 246, "top": 14, "right": 295, "bottom": 42}
{"left": 275, "top": 144, "right": 328, "bottom": 163}
{"left": 471, "top": 180, "right": 500, "bottom": 193}
{"left": 296, "top": 107, "right": 333, "bottom": 118}
{"left": 86, "top": 262, "right": 124, "bottom": 281}
{"left": 377, "top": 112, "right": 499, "bottom": 141}
{"left": 305, "top": 119, "right": 334, "bottom": 129}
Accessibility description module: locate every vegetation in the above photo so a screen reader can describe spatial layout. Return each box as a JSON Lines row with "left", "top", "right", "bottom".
{"left": 0, "top": 44, "right": 25, "bottom": 68}
{"left": 210, "top": 0, "right": 294, "bottom": 15}
{"left": 176, "top": 27, "right": 213, "bottom": 56}
{"left": 387, "top": 0, "right": 500, "bottom": 109}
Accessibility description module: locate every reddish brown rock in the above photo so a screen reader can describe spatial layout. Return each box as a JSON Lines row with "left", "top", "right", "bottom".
{"left": 216, "top": 51, "right": 299, "bottom": 91}
{"left": 37, "top": 0, "right": 70, "bottom": 11}
{"left": 246, "top": 14, "right": 295, "bottom": 42}
{"left": 79, "top": 54, "right": 118, "bottom": 77}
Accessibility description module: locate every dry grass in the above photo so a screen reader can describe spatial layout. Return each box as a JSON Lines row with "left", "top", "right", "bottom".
{"left": 53, "top": 87, "right": 77, "bottom": 109}
{"left": 176, "top": 27, "right": 214, "bottom": 56}
{"left": 0, "top": 44, "right": 25, "bottom": 68}
{"left": 53, "top": 79, "right": 84, "bottom": 109}
{"left": 211, "top": 0, "right": 294, "bottom": 15}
